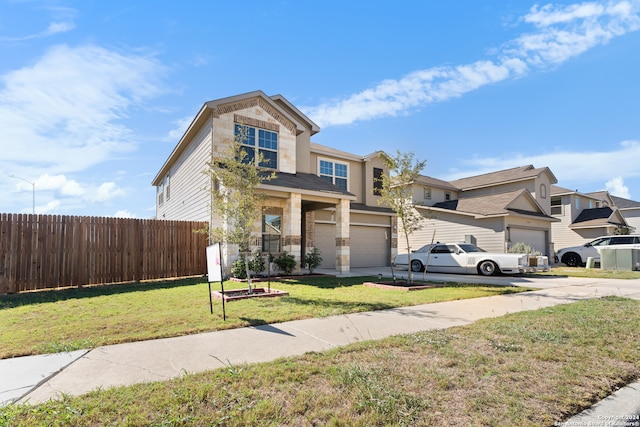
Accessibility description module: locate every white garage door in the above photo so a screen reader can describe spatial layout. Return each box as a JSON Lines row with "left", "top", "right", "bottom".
{"left": 510, "top": 228, "right": 548, "bottom": 256}
{"left": 313, "top": 224, "right": 390, "bottom": 268}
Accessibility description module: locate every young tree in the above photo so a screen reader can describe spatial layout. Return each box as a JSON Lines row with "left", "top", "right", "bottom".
{"left": 205, "top": 128, "right": 275, "bottom": 293}
{"left": 377, "top": 151, "right": 426, "bottom": 283}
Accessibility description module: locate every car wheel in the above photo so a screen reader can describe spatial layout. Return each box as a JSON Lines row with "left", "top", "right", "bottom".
{"left": 478, "top": 260, "right": 498, "bottom": 276}
{"left": 410, "top": 260, "right": 424, "bottom": 272}
{"left": 562, "top": 253, "right": 582, "bottom": 267}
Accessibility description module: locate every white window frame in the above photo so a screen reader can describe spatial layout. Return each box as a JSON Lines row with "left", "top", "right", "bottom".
{"left": 318, "top": 158, "right": 349, "bottom": 191}
{"left": 424, "top": 187, "right": 432, "bottom": 200}
{"left": 234, "top": 123, "right": 278, "bottom": 170}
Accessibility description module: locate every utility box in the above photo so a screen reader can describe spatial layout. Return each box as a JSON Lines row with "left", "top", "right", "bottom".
{"left": 600, "top": 248, "right": 640, "bottom": 271}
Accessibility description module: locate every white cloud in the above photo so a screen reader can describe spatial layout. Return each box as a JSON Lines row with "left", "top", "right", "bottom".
{"left": 88, "top": 182, "right": 126, "bottom": 203}
{"left": 167, "top": 115, "right": 193, "bottom": 141}
{"left": 114, "top": 210, "right": 136, "bottom": 218}
{"left": 444, "top": 140, "right": 640, "bottom": 192}
{"left": 38, "top": 200, "right": 62, "bottom": 214}
{"left": 605, "top": 176, "right": 631, "bottom": 198}
{"left": 303, "top": 0, "right": 640, "bottom": 127}
{"left": 0, "top": 44, "right": 167, "bottom": 173}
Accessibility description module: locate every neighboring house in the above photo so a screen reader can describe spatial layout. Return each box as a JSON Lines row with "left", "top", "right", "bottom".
{"left": 152, "top": 91, "right": 394, "bottom": 274}
{"left": 400, "top": 165, "right": 559, "bottom": 257}
{"left": 550, "top": 186, "right": 631, "bottom": 252}
{"left": 610, "top": 195, "right": 640, "bottom": 233}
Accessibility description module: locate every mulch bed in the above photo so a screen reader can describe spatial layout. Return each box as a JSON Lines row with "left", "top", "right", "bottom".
{"left": 210, "top": 287, "right": 289, "bottom": 302}
{"left": 229, "top": 273, "right": 333, "bottom": 283}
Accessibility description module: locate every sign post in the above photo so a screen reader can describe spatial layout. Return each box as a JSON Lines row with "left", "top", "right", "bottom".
{"left": 206, "top": 243, "right": 226, "bottom": 320}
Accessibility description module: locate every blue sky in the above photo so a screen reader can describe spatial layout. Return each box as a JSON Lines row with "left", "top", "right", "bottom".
{"left": 2, "top": 0, "right": 639, "bottom": 218}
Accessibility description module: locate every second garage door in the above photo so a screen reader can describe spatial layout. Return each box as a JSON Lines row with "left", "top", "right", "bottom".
{"left": 314, "top": 224, "right": 390, "bottom": 268}
{"left": 509, "top": 228, "right": 548, "bottom": 256}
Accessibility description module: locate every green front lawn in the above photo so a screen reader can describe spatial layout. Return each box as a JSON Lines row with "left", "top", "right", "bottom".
{"left": 0, "top": 275, "right": 530, "bottom": 359}
{"left": 3, "top": 296, "right": 639, "bottom": 426}
{"left": 543, "top": 267, "right": 640, "bottom": 279}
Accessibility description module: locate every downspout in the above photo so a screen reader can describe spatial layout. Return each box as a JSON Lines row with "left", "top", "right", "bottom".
{"left": 210, "top": 110, "right": 215, "bottom": 246}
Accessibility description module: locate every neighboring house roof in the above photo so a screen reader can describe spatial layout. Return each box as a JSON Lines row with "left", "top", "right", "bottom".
{"left": 569, "top": 207, "right": 628, "bottom": 229}
{"left": 551, "top": 186, "right": 612, "bottom": 203}
{"left": 611, "top": 195, "right": 640, "bottom": 210}
{"left": 414, "top": 175, "right": 459, "bottom": 191}
{"left": 423, "top": 189, "right": 554, "bottom": 220}
{"left": 550, "top": 185, "right": 576, "bottom": 195}
{"left": 261, "top": 172, "right": 356, "bottom": 199}
{"left": 153, "top": 90, "right": 317, "bottom": 186}
{"left": 450, "top": 165, "right": 557, "bottom": 191}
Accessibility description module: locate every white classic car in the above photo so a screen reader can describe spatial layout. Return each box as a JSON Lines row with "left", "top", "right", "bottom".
{"left": 393, "top": 243, "right": 550, "bottom": 276}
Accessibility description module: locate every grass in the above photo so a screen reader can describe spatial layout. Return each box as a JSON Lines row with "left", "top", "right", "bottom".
{"left": 2, "top": 296, "right": 639, "bottom": 426}
{"left": 543, "top": 267, "right": 640, "bottom": 279}
{"left": 0, "top": 275, "right": 530, "bottom": 359}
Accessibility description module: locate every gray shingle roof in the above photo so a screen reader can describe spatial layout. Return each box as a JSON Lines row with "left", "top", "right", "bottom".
{"left": 431, "top": 189, "right": 549, "bottom": 218}
{"left": 611, "top": 195, "right": 640, "bottom": 209}
{"left": 264, "top": 172, "right": 354, "bottom": 197}
{"left": 451, "top": 165, "right": 555, "bottom": 191}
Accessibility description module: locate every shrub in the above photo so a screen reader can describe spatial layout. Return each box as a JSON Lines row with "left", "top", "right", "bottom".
{"left": 231, "top": 255, "right": 247, "bottom": 279}
{"left": 248, "top": 250, "right": 266, "bottom": 275}
{"left": 302, "top": 247, "right": 323, "bottom": 274}
{"left": 508, "top": 242, "right": 541, "bottom": 256}
{"left": 274, "top": 252, "right": 296, "bottom": 275}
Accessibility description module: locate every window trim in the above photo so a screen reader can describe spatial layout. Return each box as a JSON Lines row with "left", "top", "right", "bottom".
{"left": 424, "top": 187, "right": 432, "bottom": 200}
{"left": 318, "top": 158, "right": 349, "bottom": 191}
{"left": 234, "top": 123, "right": 279, "bottom": 170}
{"left": 373, "top": 167, "right": 383, "bottom": 196}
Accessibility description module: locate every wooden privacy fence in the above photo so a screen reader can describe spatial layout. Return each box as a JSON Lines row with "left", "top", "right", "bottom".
{"left": 0, "top": 214, "right": 209, "bottom": 294}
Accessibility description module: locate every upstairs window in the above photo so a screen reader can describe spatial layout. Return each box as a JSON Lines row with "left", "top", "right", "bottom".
{"left": 551, "top": 196, "right": 562, "bottom": 215}
{"left": 373, "top": 167, "right": 383, "bottom": 196}
{"left": 235, "top": 124, "right": 278, "bottom": 169}
{"left": 319, "top": 159, "right": 348, "bottom": 191}
{"left": 445, "top": 192, "right": 451, "bottom": 201}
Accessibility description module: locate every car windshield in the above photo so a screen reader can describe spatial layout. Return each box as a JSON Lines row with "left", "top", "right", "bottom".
{"left": 457, "top": 244, "right": 486, "bottom": 253}
{"left": 588, "top": 238, "right": 610, "bottom": 247}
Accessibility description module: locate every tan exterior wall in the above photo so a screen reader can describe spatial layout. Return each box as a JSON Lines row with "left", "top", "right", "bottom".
{"left": 156, "top": 119, "right": 213, "bottom": 222}
{"left": 413, "top": 185, "right": 458, "bottom": 206}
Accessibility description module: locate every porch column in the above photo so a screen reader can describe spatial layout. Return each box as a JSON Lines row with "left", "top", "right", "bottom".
{"left": 335, "top": 198, "right": 350, "bottom": 274}
{"left": 284, "top": 192, "right": 302, "bottom": 274}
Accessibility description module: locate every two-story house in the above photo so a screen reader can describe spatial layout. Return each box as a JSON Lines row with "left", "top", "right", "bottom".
{"left": 399, "top": 165, "right": 559, "bottom": 256}
{"left": 611, "top": 195, "right": 640, "bottom": 232}
{"left": 550, "top": 186, "right": 632, "bottom": 251}
{"left": 152, "top": 91, "right": 394, "bottom": 274}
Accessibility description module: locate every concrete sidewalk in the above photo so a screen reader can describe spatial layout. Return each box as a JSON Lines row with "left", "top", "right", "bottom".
{"left": 4, "top": 273, "right": 640, "bottom": 423}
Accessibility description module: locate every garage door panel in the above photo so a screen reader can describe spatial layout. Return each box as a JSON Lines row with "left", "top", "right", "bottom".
{"left": 510, "top": 228, "right": 547, "bottom": 256}
{"left": 313, "top": 224, "right": 390, "bottom": 268}
{"left": 350, "top": 226, "right": 390, "bottom": 267}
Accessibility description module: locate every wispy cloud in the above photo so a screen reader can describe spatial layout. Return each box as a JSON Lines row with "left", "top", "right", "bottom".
{"left": 303, "top": 0, "right": 640, "bottom": 127}
{"left": 443, "top": 139, "right": 640, "bottom": 196}
{"left": 0, "top": 4, "right": 76, "bottom": 42}
{"left": 0, "top": 44, "right": 167, "bottom": 173}
{"left": 9, "top": 173, "right": 128, "bottom": 214}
